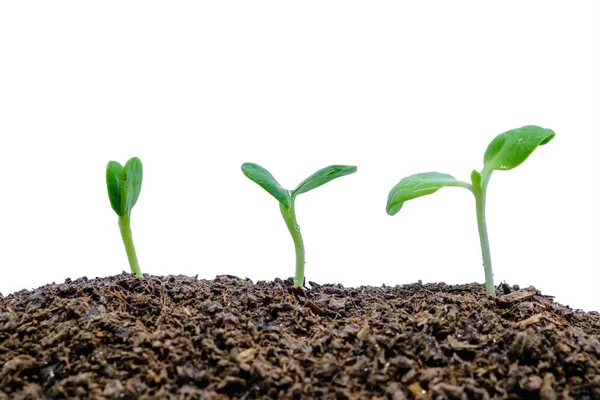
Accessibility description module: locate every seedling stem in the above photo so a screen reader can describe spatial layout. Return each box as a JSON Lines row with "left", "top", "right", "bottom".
{"left": 474, "top": 172, "right": 494, "bottom": 294}
{"left": 118, "top": 215, "right": 142, "bottom": 278}
{"left": 279, "top": 197, "right": 306, "bottom": 287}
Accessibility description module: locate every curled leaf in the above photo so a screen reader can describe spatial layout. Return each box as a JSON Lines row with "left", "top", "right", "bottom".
{"left": 293, "top": 165, "right": 357, "bottom": 196}
{"left": 241, "top": 162, "right": 291, "bottom": 207}
{"left": 122, "top": 157, "right": 143, "bottom": 216}
{"left": 483, "top": 125, "right": 555, "bottom": 172}
{"left": 386, "top": 172, "right": 468, "bottom": 215}
{"left": 106, "top": 161, "right": 124, "bottom": 216}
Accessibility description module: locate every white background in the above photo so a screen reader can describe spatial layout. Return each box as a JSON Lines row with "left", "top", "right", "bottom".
{"left": 0, "top": 2, "right": 598, "bottom": 311}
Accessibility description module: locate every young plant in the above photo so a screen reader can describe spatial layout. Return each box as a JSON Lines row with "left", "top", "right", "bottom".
{"left": 242, "top": 163, "right": 357, "bottom": 287}
{"left": 106, "top": 157, "right": 144, "bottom": 278}
{"left": 386, "top": 125, "right": 555, "bottom": 296}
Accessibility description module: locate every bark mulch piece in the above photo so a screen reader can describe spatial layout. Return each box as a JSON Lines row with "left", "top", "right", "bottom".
{"left": 1, "top": 274, "right": 598, "bottom": 399}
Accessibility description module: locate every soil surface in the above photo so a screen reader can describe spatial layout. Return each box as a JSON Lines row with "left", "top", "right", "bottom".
{"left": 0, "top": 274, "right": 599, "bottom": 400}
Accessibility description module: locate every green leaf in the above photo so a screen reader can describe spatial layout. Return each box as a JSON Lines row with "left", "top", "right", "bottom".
{"left": 483, "top": 125, "right": 555, "bottom": 172}
{"left": 106, "top": 161, "right": 123, "bottom": 216}
{"left": 293, "top": 165, "right": 357, "bottom": 196}
{"left": 241, "top": 162, "right": 291, "bottom": 207}
{"left": 386, "top": 172, "right": 467, "bottom": 215}
{"left": 121, "top": 157, "right": 143, "bottom": 216}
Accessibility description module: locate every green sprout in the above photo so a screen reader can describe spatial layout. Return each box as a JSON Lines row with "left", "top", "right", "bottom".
{"left": 106, "top": 157, "right": 144, "bottom": 278}
{"left": 386, "top": 125, "right": 555, "bottom": 296}
{"left": 242, "top": 163, "right": 357, "bottom": 287}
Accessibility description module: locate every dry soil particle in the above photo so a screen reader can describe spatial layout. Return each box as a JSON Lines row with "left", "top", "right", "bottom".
{"left": 0, "top": 274, "right": 599, "bottom": 399}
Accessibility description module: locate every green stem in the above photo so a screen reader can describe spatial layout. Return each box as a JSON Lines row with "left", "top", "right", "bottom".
{"left": 474, "top": 173, "right": 495, "bottom": 296}
{"left": 118, "top": 215, "right": 142, "bottom": 277}
{"left": 280, "top": 196, "right": 305, "bottom": 287}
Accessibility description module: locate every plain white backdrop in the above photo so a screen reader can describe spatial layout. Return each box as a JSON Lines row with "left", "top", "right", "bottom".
{"left": 0, "top": 2, "right": 598, "bottom": 311}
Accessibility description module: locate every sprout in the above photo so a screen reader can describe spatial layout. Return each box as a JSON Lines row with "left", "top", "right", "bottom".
{"left": 106, "top": 157, "right": 144, "bottom": 277}
{"left": 242, "top": 163, "right": 357, "bottom": 287}
{"left": 386, "top": 125, "right": 555, "bottom": 296}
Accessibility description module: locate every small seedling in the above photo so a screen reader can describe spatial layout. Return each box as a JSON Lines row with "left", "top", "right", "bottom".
{"left": 242, "top": 163, "right": 357, "bottom": 287}
{"left": 106, "top": 157, "right": 144, "bottom": 277}
{"left": 386, "top": 125, "right": 555, "bottom": 296}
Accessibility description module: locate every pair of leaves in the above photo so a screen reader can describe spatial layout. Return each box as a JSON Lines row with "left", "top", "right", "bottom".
{"left": 386, "top": 125, "right": 555, "bottom": 215}
{"left": 106, "top": 157, "right": 143, "bottom": 217}
{"left": 241, "top": 163, "right": 357, "bottom": 207}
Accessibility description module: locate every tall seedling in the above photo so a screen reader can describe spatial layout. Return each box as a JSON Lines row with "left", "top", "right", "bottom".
{"left": 386, "top": 126, "right": 555, "bottom": 296}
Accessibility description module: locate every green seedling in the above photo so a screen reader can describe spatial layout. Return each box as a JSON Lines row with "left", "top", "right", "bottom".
{"left": 386, "top": 125, "right": 555, "bottom": 296}
{"left": 106, "top": 157, "right": 144, "bottom": 277}
{"left": 242, "top": 163, "right": 357, "bottom": 287}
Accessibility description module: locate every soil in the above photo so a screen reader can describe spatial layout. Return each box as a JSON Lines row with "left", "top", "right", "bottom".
{"left": 0, "top": 274, "right": 599, "bottom": 400}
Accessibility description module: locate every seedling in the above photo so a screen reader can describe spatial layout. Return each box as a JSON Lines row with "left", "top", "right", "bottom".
{"left": 386, "top": 125, "right": 555, "bottom": 296}
{"left": 242, "top": 163, "right": 357, "bottom": 287}
{"left": 106, "top": 157, "right": 144, "bottom": 277}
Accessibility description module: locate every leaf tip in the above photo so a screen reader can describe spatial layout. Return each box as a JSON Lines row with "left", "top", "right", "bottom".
{"left": 385, "top": 187, "right": 404, "bottom": 216}
{"left": 386, "top": 202, "right": 402, "bottom": 216}
{"left": 241, "top": 162, "right": 259, "bottom": 178}
{"left": 540, "top": 128, "right": 556, "bottom": 145}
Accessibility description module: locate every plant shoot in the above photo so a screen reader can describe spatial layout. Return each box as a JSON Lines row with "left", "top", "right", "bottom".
{"left": 386, "top": 125, "right": 555, "bottom": 296}
{"left": 106, "top": 157, "right": 144, "bottom": 277}
{"left": 242, "top": 163, "right": 357, "bottom": 287}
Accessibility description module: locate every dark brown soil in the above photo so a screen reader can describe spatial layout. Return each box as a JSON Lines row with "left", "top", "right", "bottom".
{"left": 1, "top": 274, "right": 599, "bottom": 400}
